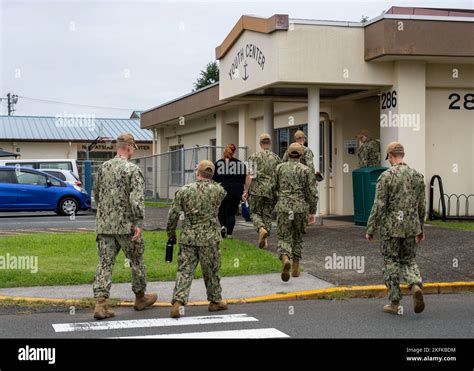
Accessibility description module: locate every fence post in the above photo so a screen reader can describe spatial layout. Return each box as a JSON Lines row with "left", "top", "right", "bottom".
{"left": 180, "top": 147, "right": 185, "bottom": 186}
{"left": 85, "top": 160, "right": 92, "bottom": 196}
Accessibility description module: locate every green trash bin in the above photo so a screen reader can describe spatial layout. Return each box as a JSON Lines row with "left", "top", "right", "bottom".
{"left": 352, "top": 166, "right": 388, "bottom": 226}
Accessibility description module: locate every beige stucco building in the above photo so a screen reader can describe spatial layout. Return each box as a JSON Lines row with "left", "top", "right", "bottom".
{"left": 141, "top": 6, "right": 474, "bottom": 215}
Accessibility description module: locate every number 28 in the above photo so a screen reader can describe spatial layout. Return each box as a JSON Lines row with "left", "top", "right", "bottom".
{"left": 448, "top": 93, "right": 474, "bottom": 110}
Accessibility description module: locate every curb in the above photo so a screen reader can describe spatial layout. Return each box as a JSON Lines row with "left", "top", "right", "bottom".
{"left": 0, "top": 281, "right": 473, "bottom": 308}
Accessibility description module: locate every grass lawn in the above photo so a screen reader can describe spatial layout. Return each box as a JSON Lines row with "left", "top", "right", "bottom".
{"left": 144, "top": 198, "right": 171, "bottom": 208}
{"left": 144, "top": 201, "right": 171, "bottom": 208}
{"left": 427, "top": 220, "right": 474, "bottom": 231}
{"left": 0, "top": 231, "right": 280, "bottom": 288}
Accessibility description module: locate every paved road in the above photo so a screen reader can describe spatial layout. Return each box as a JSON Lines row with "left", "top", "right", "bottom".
{"left": 0, "top": 212, "right": 95, "bottom": 234}
{"left": 0, "top": 294, "right": 472, "bottom": 339}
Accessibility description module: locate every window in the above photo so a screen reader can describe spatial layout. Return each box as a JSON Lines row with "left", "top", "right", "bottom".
{"left": 16, "top": 171, "right": 47, "bottom": 185}
{"left": 274, "top": 123, "right": 325, "bottom": 173}
{"left": 274, "top": 125, "right": 307, "bottom": 159}
{"left": 39, "top": 162, "right": 72, "bottom": 171}
{"left": 5, "top": 162, "right": 35, "bottom": 169}
{"left": 0, "top": 170, "right": 16, "bottom": 184}
{"left": 47, "top": 177, "right": 62, "bottom": 186}
{"left": 43, "top": 171, "right": 66, "bottom": 181}
{"left": 170, "top": 145, "right": 184, "bottom": 186}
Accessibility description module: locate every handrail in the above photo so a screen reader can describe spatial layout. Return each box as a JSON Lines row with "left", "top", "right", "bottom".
{"left": 429, "top": 175, "right": 446, "bottom": 221}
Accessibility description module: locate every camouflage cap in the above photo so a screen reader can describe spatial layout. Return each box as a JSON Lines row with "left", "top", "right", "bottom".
{"left": 288, "top": 142, "right": 303, "bottom": 156}
{"left": 385, "top": 141, "right": 405, "bottom": 160}
{"left": 294, "top": 130, "right": 306, "bottom": 140}
{"left": 259, "top": 133, "right": 271, "bottom": 142}
{"left": 197, "top": 160, "right": 215, "bottom": 176}
{"left": 117, "top": 132, "right": 138, "bottom": 150}
{"left": 356, "top": 130, "right": 370, "bottom": 139}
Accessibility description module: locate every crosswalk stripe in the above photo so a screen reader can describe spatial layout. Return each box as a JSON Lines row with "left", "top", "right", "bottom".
{"left": 114, "top": 328, "right": 289, "bottom": 339}
{"left": 52, "top": 314, "right": 258, "bottom": 333}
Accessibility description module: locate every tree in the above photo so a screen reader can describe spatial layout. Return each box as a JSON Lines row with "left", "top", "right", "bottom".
{"left": 361, "top": 15, "right": 369, "bottom": 23}
{"left": 193, "top": 61, "right": 219, "bottom": 91}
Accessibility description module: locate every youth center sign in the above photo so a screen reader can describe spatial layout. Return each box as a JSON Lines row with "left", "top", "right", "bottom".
{"left": 228, "top": 43, "right": 266, "bottom": 81}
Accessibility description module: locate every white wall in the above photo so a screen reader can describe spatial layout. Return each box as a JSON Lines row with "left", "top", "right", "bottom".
{"left": 0, "top": 142, "right": 78, "bottom": 159}
{"left": 426, "top": 88, "right": 474, "bottom": 203}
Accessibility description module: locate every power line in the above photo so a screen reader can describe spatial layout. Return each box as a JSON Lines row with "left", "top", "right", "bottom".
{"left": 18, "top": 95, "right": 139, "bottom": 111}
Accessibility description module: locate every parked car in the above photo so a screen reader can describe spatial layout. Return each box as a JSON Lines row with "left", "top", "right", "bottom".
{"left": 0, "top": 159, "right": 80, "bottom": 178}
{"left": 41, "top": 169, "right": 82, "bottom": 187}
{"left": 0, "top": 166, "right": 90, "bottom": 215}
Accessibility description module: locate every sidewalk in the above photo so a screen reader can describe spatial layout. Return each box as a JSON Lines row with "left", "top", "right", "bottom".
{"left": 145, "top": 206, "right": 474, "bottom": 286}
{"left": 0, "top": 273, "right": 334, "bottom": 302}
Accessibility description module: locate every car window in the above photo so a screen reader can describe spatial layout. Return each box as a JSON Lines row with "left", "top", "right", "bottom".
{"left": 16, "top": 171, "right": 47, "bottom": 185}
{"left": 44, "top": 171, "right": 66, "bottom": 181}
{"left": 6, "top": 162, "right": 35, "bottom": 169}
{"left": 0, "top": 170, "right": 16, "bottom": 184}
{"left": 48, "top": 177, "right": 62, "bottom": 186}
{"left": 39, "top": 162, "right": 72, "bottom": 171}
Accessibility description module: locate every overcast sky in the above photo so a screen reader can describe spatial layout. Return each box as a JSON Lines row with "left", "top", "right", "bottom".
{"left": 0, "top": 0, "right": 471, "bottom": 118}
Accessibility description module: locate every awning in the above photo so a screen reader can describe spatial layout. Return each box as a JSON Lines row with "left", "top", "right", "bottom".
{"left": 0, "top": 150, "right": 20, "bottom": 158}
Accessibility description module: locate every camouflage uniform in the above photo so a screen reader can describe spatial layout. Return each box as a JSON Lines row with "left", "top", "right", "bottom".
{"left": 357, "top": 138, "right": 379, "bottom": 167}
{"left": 93, "top": 155, "right": 146, "bottom": 299}
{"left": 167, "top": 179, "right": 226, "bottom": 305}
{"left": 282, "top": 144, "right": 315, "bottom": 174}
{"left": 274, "top": 159, "right": 318, "bottom": 260}
{"left": 367, "top": 162, "right": 426, "bottom": 302}
{"left": 247, "top": 149, "right": 281, "bottom": 234}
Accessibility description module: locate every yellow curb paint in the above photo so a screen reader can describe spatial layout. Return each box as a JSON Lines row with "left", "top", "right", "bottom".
{"left": 1, "top": 281, "right": 473, "bottom": 307}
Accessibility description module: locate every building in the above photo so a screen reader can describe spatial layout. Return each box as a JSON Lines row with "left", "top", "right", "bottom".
{"left": 141, "top": 6, "right": 474, "bottom": 215}
{"left": 0, "top": 115, "right": 153, "bottom": 162}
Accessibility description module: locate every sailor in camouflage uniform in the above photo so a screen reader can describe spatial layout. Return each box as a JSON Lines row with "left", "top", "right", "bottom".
{"left": 282, "top": 130, "right": 316, "bottom": 175}
{"left": 275, "top": 143, "right": 318, "bottom": 282}
{"left": 356, "top": 130, "right": 380, "bottom": 167}
{"left": 366, "top": 142, "right": 426, "bottom": 315}
{"left": 167, "top": 160, "right": 228, "bottom": 318}
{"left": 243, "top": 133, "right": 281, "bottom": 249}
{"left": 92, "top": 133, "right": 157, "bottom": 320}
{"left": 282, "top": 130, "right": 321, "bottom": 233}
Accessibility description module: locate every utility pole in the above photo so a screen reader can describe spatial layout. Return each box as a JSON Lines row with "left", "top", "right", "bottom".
{"left": 4, "top": 93, "right": 19, "bottom": 116}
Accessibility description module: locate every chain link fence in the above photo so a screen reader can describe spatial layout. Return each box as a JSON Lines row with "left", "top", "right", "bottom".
{"left": 77, "top": 146, "right": 247, "bottom": 204}
{"left": 132, "top": 145, "right": 248, "bottom": 203}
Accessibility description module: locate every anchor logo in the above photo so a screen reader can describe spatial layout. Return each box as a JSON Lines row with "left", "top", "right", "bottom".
{"left": 242, "top": 61, "right": 249, "bottom": 81}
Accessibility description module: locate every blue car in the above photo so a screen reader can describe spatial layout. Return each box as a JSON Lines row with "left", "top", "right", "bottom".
{"left": 0, "top": 166, "right": 91, "bottom": 215}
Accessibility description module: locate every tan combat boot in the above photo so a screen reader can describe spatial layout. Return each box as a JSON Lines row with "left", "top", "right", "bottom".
{"left": 292, "top": 260, "right": 300, "bottom": 277}
{"left": 383, "top": 301, "right": 401, "bottom": 315}
{"left": 281, "top": 255, "right": 291, "bottom": 282}
{"left": 209, "top": 301, "right": 228, "bottom": 312}
{"left": 134, "top": 292, "right": 158, "bottom": 311}
{"left": 94, "top": 297, "right": 115, "bottom": 320}
{"left": 170, "top": 301, "right": 184, "bottom": 318}
{"left": 258, "top": 227, "right": 268, "bottom": 249}
{"left": 411, "top": 284, "right": 425, "bottom": 314}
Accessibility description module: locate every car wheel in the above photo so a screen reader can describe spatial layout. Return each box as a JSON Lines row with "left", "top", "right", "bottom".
{"left": 58, "top": 197, "right": 78, "bottom": 216}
